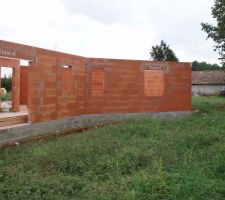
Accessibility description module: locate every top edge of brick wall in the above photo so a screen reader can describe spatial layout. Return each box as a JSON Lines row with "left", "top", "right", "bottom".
{"left": 0, "top": 40, "right": 191, "bottom": 66}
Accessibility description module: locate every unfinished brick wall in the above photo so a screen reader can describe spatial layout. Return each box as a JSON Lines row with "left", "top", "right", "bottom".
{"left": 85, "top": 59, "right": 191, "bottom": 114}
{"left": 27, "top": 52, "right": 87, "bottom": 122}
{"left": 20, "top": 67, "right": 29, "bottom": 105}
{"left": 0, "top": 40, "right": 191, "bottom": 123}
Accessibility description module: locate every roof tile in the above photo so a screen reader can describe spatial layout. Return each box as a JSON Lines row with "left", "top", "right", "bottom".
{"left": 192, "top": 71, "right": 225, "bottom": 85}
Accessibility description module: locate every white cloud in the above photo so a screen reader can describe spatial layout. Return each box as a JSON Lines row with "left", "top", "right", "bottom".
{"left": 61, "top": 0, "right": 134, "bottom": 25}
{"left": 0, "top": 0, "right": 220, "bottom": 64}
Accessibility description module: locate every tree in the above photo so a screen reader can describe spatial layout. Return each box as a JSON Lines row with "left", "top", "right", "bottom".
{"left": 150, "top": 40, "right": 179, "bottom": 61}
{"left": 1, "top": 74, "right": 12, "bottom": 92}
{"left": 192, "top": 61, "right": 223, "bottom": 71}
{"left": 201, "top": 0, "right": 225, "bottom": 67}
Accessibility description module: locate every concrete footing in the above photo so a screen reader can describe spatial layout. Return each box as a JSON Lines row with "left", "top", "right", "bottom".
{"left": 0, "top": 111, "right": 191, "bottom": 147}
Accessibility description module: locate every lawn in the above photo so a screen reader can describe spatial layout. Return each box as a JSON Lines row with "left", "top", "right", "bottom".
{"left": 0, "top": 97, "right": 225, "bottom": 200}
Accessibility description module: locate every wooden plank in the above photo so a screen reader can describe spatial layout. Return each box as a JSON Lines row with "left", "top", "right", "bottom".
{"left": 0, "top": 115, "right": 28, "bottom": 127}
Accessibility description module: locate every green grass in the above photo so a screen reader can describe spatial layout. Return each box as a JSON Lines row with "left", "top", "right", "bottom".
{"left": 0, "top": 96, "right": 225, "bottom": 200}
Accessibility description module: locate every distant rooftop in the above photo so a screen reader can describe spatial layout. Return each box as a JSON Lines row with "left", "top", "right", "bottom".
{"left": 192, "top": 71, "right": 225, "bottom": 85}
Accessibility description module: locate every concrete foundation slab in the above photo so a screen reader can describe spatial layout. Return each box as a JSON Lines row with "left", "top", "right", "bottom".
{"left": 0, "top": 111, "right": 191, "bottom": 147}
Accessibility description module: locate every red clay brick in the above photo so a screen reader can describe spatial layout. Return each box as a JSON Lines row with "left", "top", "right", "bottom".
{"left": 0, "top": 40, "right": 191, "bottom": 123}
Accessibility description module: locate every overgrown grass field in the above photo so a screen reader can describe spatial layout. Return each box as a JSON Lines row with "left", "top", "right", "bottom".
{"left": 0, "top": 97, "right": 225, "bottom": 199}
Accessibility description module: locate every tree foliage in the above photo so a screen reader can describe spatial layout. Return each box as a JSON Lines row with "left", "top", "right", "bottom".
{"left": 192, "top": 60, "right": 224, "bottom": 71}
{"left": 150, "top": 40, "right": 178, "bottom": 61}
{"left": 201, "top": 0, "right": 225, "bottom": 66}
{"left": 1, "top": 75, "right": 12, "bottom": 92}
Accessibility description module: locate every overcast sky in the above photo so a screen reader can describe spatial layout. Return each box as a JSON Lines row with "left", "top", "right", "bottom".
{"left": 0, "top": 0, "right": 220, "bottom": 64}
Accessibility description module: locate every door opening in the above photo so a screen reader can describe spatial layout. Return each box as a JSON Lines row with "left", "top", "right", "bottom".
{"left": 0, "top": 67, "right": 13, "bottom": 112}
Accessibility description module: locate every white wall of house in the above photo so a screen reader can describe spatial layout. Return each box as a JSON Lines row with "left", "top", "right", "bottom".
{"left": 192, "top": 85, "right": 224, "bottom": 96}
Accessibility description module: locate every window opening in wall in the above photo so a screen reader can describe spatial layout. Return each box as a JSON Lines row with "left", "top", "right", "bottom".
{"left": 91, "top": 68, "right": 104, "bottom": 96}
{"left": 20, "top": 60, "right": 29, "bottom": 66}
{"left": 62, "top": 65, "right": 72, "bottom": 69}
{"left": 144, "top": 70, "right": 165, "bottom": 97}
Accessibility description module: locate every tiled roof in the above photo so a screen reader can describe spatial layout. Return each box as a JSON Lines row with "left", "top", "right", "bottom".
{"left": 192, "top": 71, "right": 225, "bottom": 85}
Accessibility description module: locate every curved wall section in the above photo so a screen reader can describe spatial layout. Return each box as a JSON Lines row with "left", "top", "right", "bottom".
{"left": 0, "top": 40, "right": 192, "bottom": 123}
